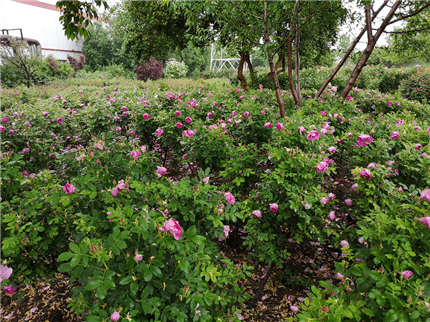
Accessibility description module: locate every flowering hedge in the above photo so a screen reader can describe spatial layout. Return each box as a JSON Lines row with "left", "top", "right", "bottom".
{"left": 1, "top": 78, "right": 430, "bottom": 321}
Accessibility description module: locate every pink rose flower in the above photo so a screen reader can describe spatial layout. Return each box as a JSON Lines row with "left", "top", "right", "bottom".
{"left": 345, "top": 199, "right": 352, "bottom": 206}
{"left": 155, "top": 128, "right": 164, "bottom": 136}
{"left": 356, "top": 134, "right": 373, "bottom": 146}
{"left": 224, "top": 192, "right": 236, "bottom": 205}
{"left": 328, "top": 211, "right": 336, "bottom": 221}
{"left": 415, "top": 143, "right": 422, "bottom": 150}
{"left": 0, "top": 265, "right": 12, "bottom": 282}
{"left": 63, "top": 183, "right": 75, "bottom": 194}
{"left": 340, "top": 240, "right": 349, "bottom": 247}
{"left": 130, "top": 150, "right": 141, "bottom": 160}
{"left": 4, "top": 284, "right": 17, "bottom": 295}
{"left": 176, "top": 122, "right": 183, "bottom": 129}
{"left": 328, "top": 147, "right": 336, "bottom": 154}
{"left": 264, "top": 122, "right": 272, "bottom": 129}
{"left": 159, "top": 218, "right": 182, "bottom": 240}
{"left": 135, "top": 253, "right": 143, "bottom": 262}
{"left": 396, "top": 120, "right": 403, "bottom": 127}
{"left": 110, "top": 311, "right": 120, "bottom": 321}
{"left": 359, "top": 169, "right": 371, "bottom": 180}
{"left": 219, "top": 225, "right": 230, "bottom": 241}
{"left": 401, "top": 270, "right": 413, "bottom": 279}
{"left": 421, "top": 189, "right": 430, "bottom": 203}
{"left": 276, "top": 122, "right": 285, "bottom": 131}
{"left": 390, "top": 131, "right": 399, "bottom": 140}
{"left": 252, "top": 210, "right": 262, "bottom": 218}
{"left": 298, "top": 126, "right": 306, "bottom": 134}
{"left": 317, "top": 161, "right": 329, "bottom": 173}
{"left": 156, "top": 166, "right": 167, "bottom": 178}
{"left": 269, "top": 203, "right": 279, "bottom": 213}
{"left": 290, "top": 306, "right": 299, "bottom": 312}
{"left": 321, "top": 197, "right": 329, "bottom": 205}
{"left": 143, "top": 113, "right": 151, "bottom": 120}
{"left": 203, "top": 177, "right": 209, "bottom": 184}
{"left": 367, "top": 163, "right": 377, "bottom": 169}
{"left": 418, "top": 216, "right": 430, "bottom": 229}
{"left": 306, "top": 130, "right": 320, "bottom": 140}
{"left": 387, "top": 101, "right": 393, "bottom": 106}
{"left": 207, "top": 112, "right": 213, "bottom": 118}
{"left": 57, "top": 118, "right": 63, "bottom": 124}
{"left": 175, "top": 111, "right": 181, "bottom": 117}
{"left": 185, "top": 117, "right": 193, "bottom": 123}
{"left": 244, "top": 111, "right": 250, "bottom": 117}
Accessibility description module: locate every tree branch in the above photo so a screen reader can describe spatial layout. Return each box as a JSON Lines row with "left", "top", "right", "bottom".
{"left": 230, "top": 0, "right": 263, "bottom": 20}
{"left": 388, "top": 2, "right": 430, "bottom": 25}
{"left": 273, "top": 2, "right": 329, "bottom": 57}
{"left": 383, "top": 27, "right": 430, "bottom": 34}
{"left": 366, "top": 5, "right": 373, "bottom": 42}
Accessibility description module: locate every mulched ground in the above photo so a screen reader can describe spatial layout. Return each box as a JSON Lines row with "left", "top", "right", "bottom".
{"left": 1, "top": 240, "right": 337, "bottom": 321}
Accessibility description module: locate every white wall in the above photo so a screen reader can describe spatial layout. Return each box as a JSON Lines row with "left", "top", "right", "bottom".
{"left": 0, "top": 0, "right": 83, "bottom": 61}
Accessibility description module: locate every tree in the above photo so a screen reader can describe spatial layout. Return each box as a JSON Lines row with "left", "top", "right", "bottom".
{"left": 114, "top": 0, "right": 189, "bottom": 63}
{"left": 56, "top": 1, "right": 109, "bottom": 40}
{"left": 82, "top": 22, "right": 133, "bottom": 71}
{"left": 183, "top": 1, "right": 346, "bottom": 116}
{"left": 0, "top": 38, "right": 41, "bottom": 88}
{"left": 388, "top": 7, "right": 430, "bottom": 63}
{"left": 316, "top": 0, "right": 430, "bottom": 99}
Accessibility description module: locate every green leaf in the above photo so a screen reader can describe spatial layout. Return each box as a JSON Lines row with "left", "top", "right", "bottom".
{"left": 369, "top": 271, "right": 381, "bottom": 281}
{"left": 386, "top": 309, "right": 398, "bottom": 322}
{"left": 130, "top": 281, "right": 139, "bottom": 294}
{"left": 62, "top": 197, "right": 70, "bottom": 207}
{"left": 351, "top": 266, "right": 362, "bottom": 276}
{"left": 69, "top": 243, "right": 80, "bottom": 253}
{"left": 141, "top": 284, "right": 152, "bottom": 299}
{"left": 192, "top": 235, "right": 206, "bottom": 245}
{"left": 143, "top": 265, "right": 153, "bottom": 282}
{"left": 58, "top": 252, "right": 74, "bottom": 261}
{"left": 141, "top": 301, "right": 153, "bottom": 314}
{"left": 96, "top": 285, "right": 107, "bottom": 299}
{"left": 362, "top": 308, "right": 375, "bottom": 317}
{"left": 185, "top": 225, "right": 197, "bottom": 239}
{"left": 410, "top": 311, "right": 420, "bottom": 320}
{"left": 119, "top": 276, "right": 133, "bottom": 285}
{"left": 85, "top": 278, "right": 101, "bottom": 291}
{"left": 103, "top": 279, "right": 116, "bottom": 289}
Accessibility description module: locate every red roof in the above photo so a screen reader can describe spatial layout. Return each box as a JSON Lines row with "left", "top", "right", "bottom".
{"left": 11, "top": 0, "right": 60, "bottom": 12}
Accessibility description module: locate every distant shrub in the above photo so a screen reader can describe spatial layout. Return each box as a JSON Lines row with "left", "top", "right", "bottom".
{"left": 67, "top": 54, "right": 86, "bottom": 73}
{"left": 163, "top": 59, "right": 188, "bottom": 79}
{"left": 134, "top": 57, "right": 163, "bottom": 82}
{"left": 399, "top": 67, "right": 430, "bottom": 104}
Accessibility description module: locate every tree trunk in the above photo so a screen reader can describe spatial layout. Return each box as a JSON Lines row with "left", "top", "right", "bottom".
{"left": 263, "top": 1, "right": 285, "bottom": 118}
{"left": 315, "top": 0, "right": 391, "bottom": 99}
{"left": 295, "top": 3, "right": 301, "bottom": 107}
{"left": 26, "top": 70, "right": 31, "bottom": 88}
{"left": 245, "top": 52, "right": 255, "bottom": 87}
{"left": 287, "top": 37, "right": 299, "bottom": 106}
{"left": 237, "top": 50, "right": 247, "bottom": 89}
{"left": 267, "top": 55, "right": 284, "bottom": 78}
{"left": 340, "top": 1, "right": 401, "bottom": 99}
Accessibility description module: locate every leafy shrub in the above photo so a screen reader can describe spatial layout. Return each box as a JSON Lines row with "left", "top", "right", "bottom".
{"left": 67, "top": 54, "right": 86, "bottom": 73}
{"left": 134, "top": 58, "right": 163, "bottom": 82}
{"left": 164, "top": 59, "right": 188, "bottom": 79}
{"left": 400, "top": 67, "right": 430, "bottom": 103}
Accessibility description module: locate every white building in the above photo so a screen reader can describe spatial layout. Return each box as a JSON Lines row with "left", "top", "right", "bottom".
{"left": 0, "top": 0, "right": 84, "bottom": 61}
